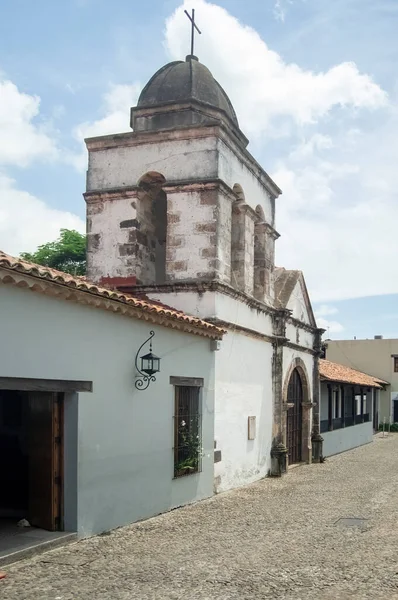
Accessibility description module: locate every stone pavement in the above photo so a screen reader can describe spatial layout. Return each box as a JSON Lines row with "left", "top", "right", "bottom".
{"left": 2, "top": 434, "right": 398, "bottom": 600}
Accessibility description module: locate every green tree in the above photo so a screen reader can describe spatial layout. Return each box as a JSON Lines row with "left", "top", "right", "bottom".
{"left": 20, "top": 229, "right": 86, "bottom": 276}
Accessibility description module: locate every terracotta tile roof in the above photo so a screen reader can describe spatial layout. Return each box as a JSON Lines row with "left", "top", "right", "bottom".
{"left": 319, "top": 359, "right": 387, "bottom": 388}
{"left": 0, "top": 251, "right": 225, "bottom": 338}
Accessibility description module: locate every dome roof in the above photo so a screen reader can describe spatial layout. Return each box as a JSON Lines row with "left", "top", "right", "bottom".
{"left": 137, "top": 56, "right": 239, "bottom": 128}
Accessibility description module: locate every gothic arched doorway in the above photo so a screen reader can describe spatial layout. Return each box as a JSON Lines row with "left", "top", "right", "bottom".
{"left": 287, "top": 368, "right": 303, "bottom": 464}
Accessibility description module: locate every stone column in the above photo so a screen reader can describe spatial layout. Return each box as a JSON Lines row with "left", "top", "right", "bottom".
{"left": 231, "top": 203, "right": 256, "bottom": 294}
{"left": 311, "top": 327, "right": 324, "bottom": 463}
{"left": 270, "top": 310, "right": 289, "bottom": 476}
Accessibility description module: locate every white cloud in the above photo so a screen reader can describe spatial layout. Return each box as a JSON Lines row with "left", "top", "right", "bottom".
{"left": 70, "top": 83, "right": 141, "bottom": 171}
{"left": 273, "top": 0, "right": 291, "bottom": 22}
{"left": 315, "top": 305, "right": 344, "bottom": 335}
{"left": 316, "top": 317, "right": 345, "bottom": 337}
{"left": 0, "top": 174, "right": 85, "bottom": 256}
{"left": 315, "top": 305, "right": 339, "bottom": 317}
{"left": 316, "top": 317, "right": 345, "bottom": 334}
{"left": 164, "top": 1, "right": 395, "bottom": 303}
{"left": 0, "top": 78, "right": 57, "bottom": 167}
{"left": 274, "top": 111, "right": 398, "bottom": 301}
{"left": 165, "top": 0, "right": 387, "bottom": 138}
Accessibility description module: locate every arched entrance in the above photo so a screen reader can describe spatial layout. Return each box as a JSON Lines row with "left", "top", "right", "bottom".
{"left": 287, "top": 368, "right": 303, "bottom": 464}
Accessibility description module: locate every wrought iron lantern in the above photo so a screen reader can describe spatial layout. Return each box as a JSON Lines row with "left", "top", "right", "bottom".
{"left": 135, "top": 331, "right": 161, "bottom": 390}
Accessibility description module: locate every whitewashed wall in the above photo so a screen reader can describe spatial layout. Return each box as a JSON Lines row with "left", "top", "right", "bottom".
{"left": 87, "top": 136, "right": 218, "bottom": 191}
{"left": 0, "top": 283, "right": 216, "bottom": 537}
{"left": 217, "top": 138, "right": 274, "bottom": 224}
{"left": 214, "top": 331, "right": 274, "bottom": 491}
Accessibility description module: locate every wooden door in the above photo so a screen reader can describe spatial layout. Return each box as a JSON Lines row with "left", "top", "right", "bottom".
{"left": 286, "top": 369, "right": 303, "bottom": 465}
{"left": 28, "top": 392, "right": 63, "bottom": 531}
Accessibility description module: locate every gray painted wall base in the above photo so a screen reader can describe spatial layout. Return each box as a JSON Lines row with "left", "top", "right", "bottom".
{"left": 322, "top": 422, "right": 374, "bottom": 457}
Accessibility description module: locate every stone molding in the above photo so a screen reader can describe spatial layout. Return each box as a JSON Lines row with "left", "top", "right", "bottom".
{"left": 83, "top": 178, "right": 281, "bottom": 242}
{"left": 84, "top": 122, "right": 282, "bottom": 200}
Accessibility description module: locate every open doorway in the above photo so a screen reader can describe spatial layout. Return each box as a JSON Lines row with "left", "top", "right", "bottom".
{"left": 0, "top": 390, "right": 64, "bottom": 559}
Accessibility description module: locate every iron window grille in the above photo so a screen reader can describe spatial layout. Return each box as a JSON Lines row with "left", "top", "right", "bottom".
{"left": 173, "top": 385, "right": 202, "bottom": 478}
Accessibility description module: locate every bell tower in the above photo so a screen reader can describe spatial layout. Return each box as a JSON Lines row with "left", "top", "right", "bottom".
{"left": 84, "top": 54, "right": 280, "bottom": 303}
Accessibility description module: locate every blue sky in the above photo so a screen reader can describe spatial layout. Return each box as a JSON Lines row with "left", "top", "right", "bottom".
{"left": 1, "top": 0, "right": 397, "bottom": 339}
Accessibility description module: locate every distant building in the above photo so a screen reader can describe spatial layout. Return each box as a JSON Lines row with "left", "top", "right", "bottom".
{"left": 319, "top": 359, "right": 384, "bottom": 457}
{"left": 325, "top": 337, "right": 398, "bottom": 422}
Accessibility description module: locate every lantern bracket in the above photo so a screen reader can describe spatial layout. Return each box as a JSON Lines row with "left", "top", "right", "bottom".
{"left": 134, "top": 330, "right": 160, "bottom": 391}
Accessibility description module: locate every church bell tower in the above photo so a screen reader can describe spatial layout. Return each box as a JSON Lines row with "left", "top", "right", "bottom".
{"left": 84, "top": 52, "right": 281, "bottom": 303}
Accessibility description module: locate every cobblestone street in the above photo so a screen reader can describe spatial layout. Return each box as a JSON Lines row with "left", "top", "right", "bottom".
{"left": 2, "top": 434, "right": 398, "bottom": 600}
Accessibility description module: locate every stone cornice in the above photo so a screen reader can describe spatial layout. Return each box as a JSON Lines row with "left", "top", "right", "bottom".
{"left": 285, "top": 341, "right": 316, "bottom": 356}
{"left": 84, "top": 188, "right": 138, "bottom": 203}
{"left": 287, "top": 315, "right": 318, "bottom": 335}
{"left": 205, "top": 317, "right": 275, "bottom": 343}
{"left": 83, "top": 178, "right": 281, "bottom": 238}
{"left": 84, "top": 122, "right": 282, "bottom": 201}
{"left": 135, "top": 279, "right": 277, "bottom": 316}
{"left": 205, "top": 317, "right": 316, "bottom": 355}
{"left": 0, "top": 269, "right": 224, "bottom": 340}
{"left": 130, "top": 98, "right": 249, "bottom": 148}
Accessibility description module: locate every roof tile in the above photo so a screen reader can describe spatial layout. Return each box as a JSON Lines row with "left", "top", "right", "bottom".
{"left": 320, "top": 359, "right": 387, "bottom": 388}
{"left": 0, "top": 251, "right": 225, "bottom": 338}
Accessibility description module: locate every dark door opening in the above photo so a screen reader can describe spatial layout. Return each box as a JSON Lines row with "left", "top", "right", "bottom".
{"left": 287, "top": 369, "right": 303, "bottom": 465}
{"left": 373, "top": 394, "right": 379, "bottom": 431}
{"left": 0, "top": 390, "right": 63, "bottom": 532}
{"left": 394, "top": 400, "right": 398, "bottom": 424}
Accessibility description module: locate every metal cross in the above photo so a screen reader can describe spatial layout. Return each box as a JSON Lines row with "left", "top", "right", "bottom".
{"left": 184, "top": 8, "right": 201, "bottom": 57}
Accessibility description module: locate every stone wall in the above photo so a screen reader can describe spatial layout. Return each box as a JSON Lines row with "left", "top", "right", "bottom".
{"left": 85, "top": 126, "right": 280, "bottom": 296}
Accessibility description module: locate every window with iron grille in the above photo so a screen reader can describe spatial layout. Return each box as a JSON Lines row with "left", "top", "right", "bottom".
{"left": 173, "top": 385, "right": 202, "bottom": 478}
{"left": 394, "top": 357, "right": 398, "bottom": 373}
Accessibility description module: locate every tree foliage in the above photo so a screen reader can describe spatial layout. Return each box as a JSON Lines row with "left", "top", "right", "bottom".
{"left": 20, "top": 229, "right": 86, "bottom": 276}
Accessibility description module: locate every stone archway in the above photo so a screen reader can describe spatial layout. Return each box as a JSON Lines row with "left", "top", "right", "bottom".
{"left": 283, "top": 358, "right": 312, "bottom": 465}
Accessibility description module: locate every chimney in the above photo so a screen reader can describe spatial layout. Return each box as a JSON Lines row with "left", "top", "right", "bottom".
{"left": 374, "top": 335, "right": 383, "bottom": 340}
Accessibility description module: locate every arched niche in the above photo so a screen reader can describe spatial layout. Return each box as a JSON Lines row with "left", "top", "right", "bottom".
{"left": 137, "top": 171, "right": 167, "bottom": 284}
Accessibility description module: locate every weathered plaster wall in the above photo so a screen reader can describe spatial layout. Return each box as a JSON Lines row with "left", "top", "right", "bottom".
{"left": 86, "top": 129, "right": 277, "bottom": 295}
{"left": 322, "top": 423, "right": 373, "bottom": 457}
{"left": 285, "top": 322, "right": 314, "bottom": 350}
{"left": 217, "top": 138, "right": 274, "bottom": 225}
{"left": 286, "top": 281, "right": 312, "bottom": 325}
{"left": 0, "top": 283, "right": 215, "bottom": 537}
{"left": 213, "top": 331, "right": 274, "bottom": 492}
{"left": 166, "top": 189, "right": 217, "bottom": 280}
{"left": 147, "top": 290, "right": 275, "bottom": 490}
{"left": 86, "top": 196, "right": 138, "bottom": 283}
{"left": 87, "top": 136, "right": 218, "bottom": 192}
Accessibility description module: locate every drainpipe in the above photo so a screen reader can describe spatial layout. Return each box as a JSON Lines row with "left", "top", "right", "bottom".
{"left": 312, "top": 327, "right": 325, "bottom": 463}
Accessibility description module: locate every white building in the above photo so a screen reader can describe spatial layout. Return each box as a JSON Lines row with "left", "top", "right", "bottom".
{"left": 0, "top": 250, "right": 223, "bottom": 554}
{"left": 84, "top": 53, "right": 323, "bottom": 487}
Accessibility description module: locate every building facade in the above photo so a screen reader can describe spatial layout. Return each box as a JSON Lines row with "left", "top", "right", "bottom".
{"left": 0, "top": 251, "right": 223, "bottom": 537}
{"left": 319, "top": 359, "right": 382, "bottom": 457}
{"left": 84, "top": 54, "right": 323, "bottom": 486}
{"left": 325, "top": 338, "right": 397, "bottom": 422}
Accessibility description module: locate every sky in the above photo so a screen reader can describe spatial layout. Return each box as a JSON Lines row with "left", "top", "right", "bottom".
{"left": 1, "top": 0, "right": 398, "bottom": 340}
